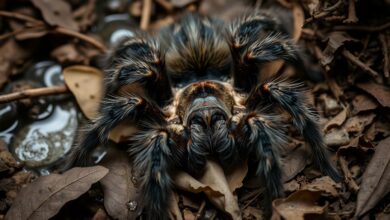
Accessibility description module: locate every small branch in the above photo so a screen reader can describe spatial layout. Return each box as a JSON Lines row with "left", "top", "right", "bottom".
{"left": 334, "top": 21, "right": 390, "bottom": 32}
{"left": 0, "top": 10, "right": 44, "bottom": 25}
{"left": 339, "top": 156, "right": 359, "bottom": 193}
{"left": 0, "top": 24, "right": 46, "bottom": 41}
{"left": 155, "top": 0, "right": 174, "bottom": 12}
{"left": 342, "top": 49, "right": 380, "bottom": 78}
{"left": 344, "top": 0, "right": 358, "bottom": 23}
{"left": 305, "top": 0, "right": 343, "bottom": 23}
{"left": 140, "top": 0, "right": 152, "bottom": 30}
{"left": 379, "top": 34, "right": 389, "bottom": 78}
{"left": 0, "top": 85, "right": 69, "bottom": 104}
{"left": 52, "top": 27, "right": 107, "bottom": 52}
{"left": 194, "top": 201, "right": 206, "bottom": 220}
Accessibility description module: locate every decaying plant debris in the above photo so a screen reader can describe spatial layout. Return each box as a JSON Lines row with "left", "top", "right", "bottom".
{"left": 0, "top": 0, "right": 389, "bottom": 219}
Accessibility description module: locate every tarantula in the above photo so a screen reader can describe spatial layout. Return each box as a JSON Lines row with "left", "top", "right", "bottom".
{"left": 66, "top": 10, "right": 342, "bottom": 219}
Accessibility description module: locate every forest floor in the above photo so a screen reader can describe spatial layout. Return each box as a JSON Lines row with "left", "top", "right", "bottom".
{"left": 0, "top": 0, "right": 389, "bottom": 219}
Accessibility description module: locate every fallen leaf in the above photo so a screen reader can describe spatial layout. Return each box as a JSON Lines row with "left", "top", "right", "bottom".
{"left": 51, "top": 43, "right": 85, "bottom": 64}
{"left": 242, "top": 206, "right": 263, "bottom": 220}
{"left": 352, "top": 94, "right": 378, "bottom": 114}
{"left": 321, "top": 32, "right": 358, "bottom": 66}
{"left": 92, "top": 208, "right": 110, "bottom": 220}
{"left": 357, "top": 82, "right": 390, "bottom": 108}
{"left": 174, "top": 160, "right": 246, "bottom": 219}
{"left": 32, "top": 0, "right": 79, "bottom": 31}
{"left": 344, "top": 113, "right": 376, "bottom": 134}
{"left": 281, "top": 143, "right": 310, "bottom": 182}
{"left": 324, "top": 128, "right": 350, "bottom": 146}
{"left": 109, "top": 123, "right": 138, "bottom": 143}
{"left": 318, "top": 93, "right": 342, "bottom": 116}
{"left": 272, "top": 190, "right": 328, "bottom": 220}
{"left": 63, "top": 65, "right": 103, "bottom": 119}
{"left": 5, "top": 166, "right": 108, "bottom": 220}
{"left": 99, "top": 147, "right": 142, "bottom": 220}
{"left": 169, "top": 192, "right": 183, "bottom": 220}
{"left": 301, "top": 176, "right": 341, "bottom": 197}
{"left": 183, "top": 209, "right": 195, "bottom": 220}
{"left": 0, "top": 39, "right": 32, "bottom": 89}
{"left": 355, "top": 136, "right": 390, "bottom": 218}
{"left": 323, "top": 107, "right": 348, "bottom": 132}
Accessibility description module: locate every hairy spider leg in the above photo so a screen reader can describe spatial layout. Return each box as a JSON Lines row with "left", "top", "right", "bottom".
{"left": 228, "top": 11, "right": 305, "bottom": 92}
{"left": 234, "top": 112, "right": 286, "bottom": 214}
{"left": 246, "top": 79, "right": 342, "bottom": 182}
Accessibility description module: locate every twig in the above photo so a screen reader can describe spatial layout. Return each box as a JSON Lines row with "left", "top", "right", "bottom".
{"left": 52, "top": 27, "right": 107, "bottom": 52}
{"left": 0, "top": 24, "right": 46, "bottom": 41}
{"left": 242, "top": 189, "right": 263, "bottom": 209}
{"left": 0, "top": 10, "right": 106, "bottom": 52}
{"left": 305, "top": 0, "right": 343, "bottom": 23}
{"left": 0, "top": 85, "right": 68, "bottom": 104}
{"left": 155, "top": 0, "right": 174, "bottom": 12}
{"left": 334, "top": 21, "right": 390, "bottom": 32}
{"left": 140, "top": 0, "right": 152, "bottom": 30}
{"left": 342, "top": 49, "right": 380, "bottom": 78}
{"left": 344, "top": 0, "right": 358, "bottom": 23}
{"left": 339, "top": 156, "right": 359, "bottom": 193}
{"left": 379, "top": 33, "right": 389, "bottom": 78}
{"left": 194, "top": 201, "right": 206, "bottom": 220}
{"left": 0, "top": 10, "right": 44, "bottom": 25}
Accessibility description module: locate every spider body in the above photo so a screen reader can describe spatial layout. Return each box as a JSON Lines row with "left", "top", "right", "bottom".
{"left": 66, "top": 10, "right": 342, "bottom": 219}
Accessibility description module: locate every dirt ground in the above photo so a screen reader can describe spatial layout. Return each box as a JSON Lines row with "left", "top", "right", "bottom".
{"left": 0, "top": 0, "right": 390, "bottom": 219}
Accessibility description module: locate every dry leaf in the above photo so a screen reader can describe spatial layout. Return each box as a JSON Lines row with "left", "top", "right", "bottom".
{"left": 301, "top": 176, "right": 341, "bottom": 197}
{"left": 63, "top": 65, "right": 103, "bottom": 119}
{"left": 5, "top": 166, "right": 108, "bottom": 220}
{"left": 0, "top": 39, "right": 32, "bottom": 89}
{"left": 99, "top": 148, "right": 142, "bottom": 220}
{"left": 31, "top": 0, "right": 79, "bottom": 31}
{"left": 169, "top": 192, "right": 183, "bottom": 220}
{"left": 174, "top": 160, "right": 247, "bottom": 219}
{"left": 344, "top": 113, "right": 376, "bottom": 134}
{"left": 281, "top": 144, "right": 310, "bottom": 182}
{"left": 352, "top": 94, "right": 378, "bottom": 114}
{"left": 242, "top": 206, "right": 263, "bottom": 220}
{"left": 272, "top": 190, "right": 328, "bottom": 220}
{"left": 323, "top": 107, "right": 348, "bottom": 132}
{"left": 355, "top": 136, "right": 390, "bottom": 218}
{"left": 324, "top": 128, "right": 350, "bottom": 146}
{"left": 51, "top": 43, "right": 85, "bottom": 64}
{"left": 357, "top": 82, "right": 390, "bottom": 108}
{"left": 321, "top": 32, "right": 358, "bottom": 66}
{"left": 92, "top": 208, "right": 110, "bottom": 220}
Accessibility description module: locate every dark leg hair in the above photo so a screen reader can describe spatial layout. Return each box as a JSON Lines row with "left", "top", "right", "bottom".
{"left": 65, "top": 95, "right": 164, "bottom": 169}
{"left": 235, "top": 112, "right": 286, "bottom": 212}
{"left": 228, "top": 11, "right": 305, "bottom": 92}
{"left": 246, "top": 79, "right": 342, "bottom": 182}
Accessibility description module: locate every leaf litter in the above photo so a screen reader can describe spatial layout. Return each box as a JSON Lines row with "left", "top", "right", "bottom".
{"left": 0, "top": 0, "right": 389, "bottom": 219}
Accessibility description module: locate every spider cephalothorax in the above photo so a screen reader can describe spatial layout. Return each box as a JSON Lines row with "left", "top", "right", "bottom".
{"left": 66, "top": 10, "right": 342, "bottom": 220}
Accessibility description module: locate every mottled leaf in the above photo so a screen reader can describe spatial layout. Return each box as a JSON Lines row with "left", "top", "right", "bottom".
{"left": 355, "top": 137, "right": 390, "bottom": 217}
{"left": 5, "top": 166, "right": 108, "bottom": 220}
{"left": 99, "top": 148, "right": 142, "bottom": 220}
{"left": 63, "top": 65, "right": 103, "bottom": 119}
